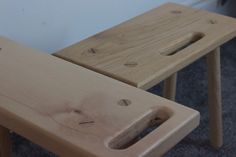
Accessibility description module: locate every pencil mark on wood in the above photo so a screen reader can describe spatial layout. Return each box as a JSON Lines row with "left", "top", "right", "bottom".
{"left": 124, "top": 61, "right": 138, "bottom": 67}
{"left": 118, "top": 99, "right": 131, "bottom": 106}
{"left": 79, "top": 121, "right": 95, "bottom": 125}
{"left": 74, "top": 109, "right": 82, "bottom": 114}
{"left": 88, "top": 48, "right": 97, "bottom": 54}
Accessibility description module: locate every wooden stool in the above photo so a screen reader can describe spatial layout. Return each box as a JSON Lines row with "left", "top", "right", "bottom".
{"left": 0, "top": 37, "right": 199, "bottom": 156}
{"left": 54, "top": 3, "right": 236, "bottom": 149}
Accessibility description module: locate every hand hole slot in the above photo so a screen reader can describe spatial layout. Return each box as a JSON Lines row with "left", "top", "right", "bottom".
{"left": 107, "top": 107, "right": 172, "bottom": 150}
{"left": 160, "top": 32, "right": 204, "bottom": 56}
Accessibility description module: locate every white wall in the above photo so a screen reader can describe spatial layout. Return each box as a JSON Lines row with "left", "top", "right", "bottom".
{"left": 0, "top": 0, "right": 224, "bottom": 53}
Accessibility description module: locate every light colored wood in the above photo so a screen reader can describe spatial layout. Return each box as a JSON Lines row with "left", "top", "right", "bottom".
{"left": 163, "top": 73, "right": 177, "bottom": 101}
{"left": 206, "top": 48, "right": 223, "bottom": 148}
{"left": 54, "top": 3, "right": 236, "bottom": 90}
{"left": 0, "top": 37, "right": 199, "bottom": 157}
{"left": 0, "top": 126, "right": 11, "bottom": 157}
{"left": 54, "top": 3, "right": 236, "bottom": 149}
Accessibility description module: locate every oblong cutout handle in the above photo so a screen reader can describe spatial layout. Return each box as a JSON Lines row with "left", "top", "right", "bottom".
{"left": 106, "top": 106, "right": 199, "bottom": 157}
{"left": 160, "top": 32, "right": 204, "bottom": 56}
{"left": 107, "top": 107, "right": 172, "bottom": 150}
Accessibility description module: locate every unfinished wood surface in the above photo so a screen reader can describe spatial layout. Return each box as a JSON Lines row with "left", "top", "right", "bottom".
{"left": 0, "top": 126, "right": 11, "bottom": 157}
{"left": 206, "top": 48, "right": 223, "bottom": 148}
{"left": 0, "top": 37, "right": 199, "bottom": 157}
{"left": 54, "top": 3, "right": 236, "bottom": 90}
{"left": 163, "top": 73, "right": 177, "bottom": 101}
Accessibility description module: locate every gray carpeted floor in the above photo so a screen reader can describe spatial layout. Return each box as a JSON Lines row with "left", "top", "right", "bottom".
{"left": 11, "top": 38, "right": 236, "bottom": 157}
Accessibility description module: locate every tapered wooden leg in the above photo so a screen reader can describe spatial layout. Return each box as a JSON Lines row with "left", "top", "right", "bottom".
{"left": 163, "top": 73, "right": 177, "bottom": 101}
{"left": 206, "top": 47, "right": 223, "bottom": 149}
{"left": 0, "top": 125, "right": 11, "bottom": 157}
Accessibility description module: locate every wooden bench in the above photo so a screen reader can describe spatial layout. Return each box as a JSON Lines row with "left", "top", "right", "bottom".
{"left": 0, "top": 37, "right": 199, "bottom": 157}
{"left": 54, "top": 3, "right": 236, "bottom": 148}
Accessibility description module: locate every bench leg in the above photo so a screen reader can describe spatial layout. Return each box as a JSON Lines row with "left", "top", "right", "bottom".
{"left": 206, "top": 47, "right": 223, "bottom": 149}
{"left": 163, "top": 73, "right": 177, "bottom": 101}
{"left": 0, "top": 125, "right": 11, "bottom": 157}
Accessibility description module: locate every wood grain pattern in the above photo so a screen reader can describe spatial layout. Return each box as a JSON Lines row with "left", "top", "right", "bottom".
{"left": 0, "top": 37, "right": 199, "bottom": 157}
{"left": 54, "top": 3, "right": 236, "bottom": 90}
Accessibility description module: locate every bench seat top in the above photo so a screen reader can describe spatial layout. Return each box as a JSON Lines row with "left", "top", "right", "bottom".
{"left": 55, "top": 3, "right": 236, "bottom": 90}
{"left": 0, "top": 37, "right": 199, "bottom": 157}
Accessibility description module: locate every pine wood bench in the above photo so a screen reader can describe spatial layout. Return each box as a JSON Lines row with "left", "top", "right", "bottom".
{"left": 54, "top": 3, "right": 236, "bottom": 149}
{"left": 0, "top": 37, "right": 199, "bottom": 156}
